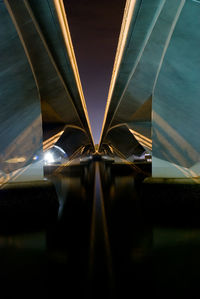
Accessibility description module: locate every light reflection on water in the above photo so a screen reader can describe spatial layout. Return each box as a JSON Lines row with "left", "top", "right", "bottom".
{"left": 0, "top": 161, "right": 199, "bottom": 298}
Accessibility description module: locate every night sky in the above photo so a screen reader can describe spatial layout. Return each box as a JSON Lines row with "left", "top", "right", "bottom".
{"left": 64, "top": 0, "right": 126, "bottom": 144}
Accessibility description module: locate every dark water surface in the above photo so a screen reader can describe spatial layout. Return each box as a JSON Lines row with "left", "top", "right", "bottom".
{"left": 0, "top": 161, "right": 200, "bottom": 298}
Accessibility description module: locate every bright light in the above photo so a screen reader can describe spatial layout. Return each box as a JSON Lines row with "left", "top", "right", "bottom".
{"left": 54, "top": 145, "right": 66, "bottom": 155}
{"left": 33, "top": 155, "right": 39, "bottom": 161}
{"left": 44, "top": 152, "right": 54, "bottom": 164}
{"left": 5, "top": 157, "right": 26, "bottom": 163}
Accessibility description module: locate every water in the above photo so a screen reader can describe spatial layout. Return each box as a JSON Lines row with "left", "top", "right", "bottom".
{"left": 0, "top": 161, "right": 200, "bottom": 298}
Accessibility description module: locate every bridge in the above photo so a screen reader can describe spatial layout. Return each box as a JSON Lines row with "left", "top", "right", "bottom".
{"left": 99, "top": 0, "right": 200, "bottom": 178}
{"left": 0, "top": 1, "right": 200, "bottom": 298}
{"left": 1, "top": 0, "right": 200, "bottom": 184}
{"left": 0, "top": 0, "right": 94, "bottom": 184}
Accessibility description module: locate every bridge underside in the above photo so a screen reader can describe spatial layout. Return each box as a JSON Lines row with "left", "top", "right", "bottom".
{"left": 100, "top": 0, "right": 200, "bottom": 178}
{"left": 0, "top": 0, "right": 94, "bottom": 184}
{"left": 1, "top": 1, "right": 200, "bottom": 297}
{"left": 1, "top": 0, "right": 200, "bottom": 185}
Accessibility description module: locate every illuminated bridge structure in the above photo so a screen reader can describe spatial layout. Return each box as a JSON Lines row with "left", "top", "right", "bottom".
{"left": 1, "top": 0, "right": 200, "bottom": 185}
{"left": 1, "top": 2, "right": 200, "bottom": 297}
{"left": 0, "top": 0, "right": 94, "bottom": 184}
{"left": 100, "top": 0, "right": 200, "bottom": 178}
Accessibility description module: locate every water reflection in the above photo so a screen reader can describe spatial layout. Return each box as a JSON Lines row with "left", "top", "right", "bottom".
{"left": 100, "top": 162, "right": 153, "bottom": 298}
{"left": 45, "top": 162, "right": 95, "bottom": 297}
{"left": 0, "top": 161, "right": 200, "bottom": 298}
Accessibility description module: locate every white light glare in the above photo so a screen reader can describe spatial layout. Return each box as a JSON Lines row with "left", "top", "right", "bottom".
{"left": 44, "top": 152, "right": 54, "bottom": 163}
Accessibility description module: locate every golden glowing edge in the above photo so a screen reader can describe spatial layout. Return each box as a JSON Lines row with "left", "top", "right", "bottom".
{"left": 5, "top": 157, "right": 26, "bottom": 163}
{"left": 53, "top": 0, "right": 94, "bottom": 146}
{"left": 99, "top": 0, "right": 137, "bottom": 147}
{"left": 43, "top": 130, "right": 64, "bottom": 151}
{"left": 129, "top": 128, "right": 152, "bottom": 151}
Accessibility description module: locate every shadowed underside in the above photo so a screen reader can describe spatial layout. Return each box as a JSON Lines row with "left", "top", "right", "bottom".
{"left": 0, "top": 0, "right": 94, "bottom": 183}
{"left": 1, "top": 0, "right": 200, "bottom": 182}
{"left": 100, "top": 0, "right": 200, "bottom": 178}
